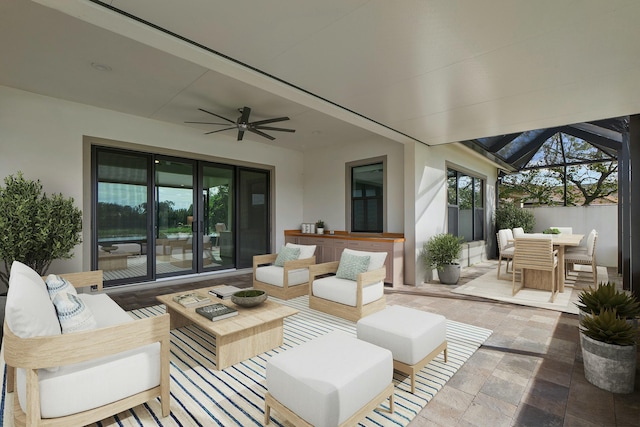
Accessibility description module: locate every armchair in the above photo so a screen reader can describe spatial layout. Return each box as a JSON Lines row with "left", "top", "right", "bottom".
{"left": 253, "top": 243, "right": 317, "bottom": 300}
{"left": 3, "top": 262, "right": 170, "bottom": 426}
{"left": 308, "top": 249, "right": 387, "bottom": 322}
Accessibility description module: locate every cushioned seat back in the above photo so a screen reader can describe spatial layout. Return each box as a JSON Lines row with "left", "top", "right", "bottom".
{"left": 586, "top": 230, "right": 598, "bottom": 256}
{"left": 341, "top": 248, "right": 387, "bottom": 271}
{"left": 285, "top": 243, "right": 316, "bottom": 259}
{"left": 6, "top": 261, "right": 61, "bottom": 339}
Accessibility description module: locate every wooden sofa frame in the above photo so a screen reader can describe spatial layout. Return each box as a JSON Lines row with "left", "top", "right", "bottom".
{"left": 308, "top": 261, "right": 386, "bottom": 322}
{"left": 3, "top": 270, "right": 171, "bottom": 427}
{"left": 253, "top": 254, "right": 316, "bottom": 300}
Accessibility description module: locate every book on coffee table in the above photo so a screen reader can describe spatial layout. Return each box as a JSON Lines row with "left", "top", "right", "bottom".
{"left": 209, "top": 285, "right": 242, "bottom": 300}
{"left": 172, "top": 292, "right": 210, "bottom": 308}
{"left": 196, "top": 303, "right": 239, "bottom": 322}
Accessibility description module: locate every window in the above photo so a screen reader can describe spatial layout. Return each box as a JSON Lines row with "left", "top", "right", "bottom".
{"left": 447, "top": 168, "right": 484, "bottom": 242}
{"left": 349, "top": 160, "right": 384, "bottom": 232}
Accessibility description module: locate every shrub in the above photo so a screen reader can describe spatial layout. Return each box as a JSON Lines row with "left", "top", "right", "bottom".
{"left": 0, "top": 172, "right": 82, "bottom": 287}
{"left": 494, "top": 203, "right": 535, "bottom": 232}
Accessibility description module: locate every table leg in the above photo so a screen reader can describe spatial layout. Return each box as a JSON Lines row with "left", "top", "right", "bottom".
{"left": 557, "top": 245, "right": 565, "bottom": 293}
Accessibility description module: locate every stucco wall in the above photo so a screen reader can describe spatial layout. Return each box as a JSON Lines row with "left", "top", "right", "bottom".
{"left": 0, "top": 86, "right": 304, "bottom": 274}
{"left": 412, "top": 142, "right": 498, "bottom": 285}
{"left": 530, "top": 205, "right": 617, "bottom": 267}
{"left": 302, "top": 137, "right": 405, "bottom": 233}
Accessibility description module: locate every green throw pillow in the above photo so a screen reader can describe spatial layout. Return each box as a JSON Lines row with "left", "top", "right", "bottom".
{"left": 336, "top": 252, "right": 370, "bottom": 280}
{"left": 274, "top": 246, "right": 301, "bottom": 267}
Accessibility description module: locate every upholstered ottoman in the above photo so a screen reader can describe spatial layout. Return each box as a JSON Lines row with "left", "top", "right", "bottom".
{"left": 357, "top": 305, "right": 447, "bottom": 393}
{"left": 265, "top": 331, "right": 394, "bottom": 427}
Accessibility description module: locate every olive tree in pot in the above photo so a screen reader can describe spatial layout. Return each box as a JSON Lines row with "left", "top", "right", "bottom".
{"left": 580, "top": 308, "right": 638, "bottom": 394}
{"left": 422, "top": 233, "right": 464, "bottom": 285}
{"left": 0, "top": 172, "right": 82, "bottom": 336}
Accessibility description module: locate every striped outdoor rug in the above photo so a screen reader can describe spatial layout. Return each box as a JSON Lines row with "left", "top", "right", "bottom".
{"left": 1, "top": 296, "right": 491, "bottom": 426}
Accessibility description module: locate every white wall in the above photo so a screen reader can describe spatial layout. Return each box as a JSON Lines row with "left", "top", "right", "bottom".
{"left": 529, "top": 205, "right": 617, "bottom": 267}
{"left": 302, "top": 137, "right": 405, "bottom": 233}
{"left": 0, "top": 86, "right": 304, "bottom": 274}
{"left": 412, "top": 143, "right": 498, "bottom": 285}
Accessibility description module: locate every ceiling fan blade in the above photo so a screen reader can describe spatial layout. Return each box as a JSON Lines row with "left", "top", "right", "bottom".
{"left": 198, "top": 108, "right": 235, "bottom": 123}
{"left": 248, "top": 128, "right": 276, "bottom": 140}
{"left": 184, "top": 121, "right": 231, "bottom": 125}
{"left": 250, "top": 116, "right": 290, "bottom": 126}
{"left": 204, "top": 126, "right": 236, "bottom": 135}
{"left": 237, "top": 129, "right": 245, "bottom": 141}
{"left": 254, "top": 126, "right": 296, "bottom": 133}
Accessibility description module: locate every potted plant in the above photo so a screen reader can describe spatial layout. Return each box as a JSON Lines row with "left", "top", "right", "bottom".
{"left": 315, "top": 220, "right": 325, "bottom": 234}
{"left": 421, "top": 233, "right": 464, "bottom": 285}
{"left": 542, "top": 227, "right": 561, "bottom": 234}
{"left": 580, "top": 308, "right": 637, "bottom": 393}
{"left": 575, "top": 283, "right": 640, "bottom": 327}
{"left": 0, "top": 172, "right": 83, "bottom": 338}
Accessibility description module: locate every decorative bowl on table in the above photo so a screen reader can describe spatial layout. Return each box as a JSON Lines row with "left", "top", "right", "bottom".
{"left": 231, "top": 289, "right": 267, "bottom": 307}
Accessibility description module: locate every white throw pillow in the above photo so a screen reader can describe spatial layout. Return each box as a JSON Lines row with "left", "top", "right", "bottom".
{"left": 342, "top": 248, "right": 387, "bottom": 271}
{"left": 52, "top": 292, "right": 97, "bottom": 334}
{"left": 45, "top": 274, "right": 77, "bottom": 300}
{"left": 6, "top": 261, "right": 62, "bottom": 339}
{"left": 285, "top": 243, "right": 316, "bottom": 260}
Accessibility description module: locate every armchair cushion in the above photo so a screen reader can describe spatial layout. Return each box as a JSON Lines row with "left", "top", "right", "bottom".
{"left": 45, "top": 274, "right": 77, "bottom": 300}
{"left": 342, "top": 248, "right": 387, "bottom": 271}
{"left": 285, "top": 242, "right": 316, "bottom": 260}
{"left": 255, "top": 265, "right": 309, "bottom": 287}
{"left": 312, "top": 276, "right": 384, "bottom": 307}
{"left": 336, "top": 252, "right": 370, "bottom": 280}
{"left": 274, "top": 245, "right": 300, "bottom": 266}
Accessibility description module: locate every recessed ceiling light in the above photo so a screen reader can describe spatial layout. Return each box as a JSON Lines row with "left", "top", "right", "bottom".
{"left": 91, "top": 62, "right": 112, "bottom": 72}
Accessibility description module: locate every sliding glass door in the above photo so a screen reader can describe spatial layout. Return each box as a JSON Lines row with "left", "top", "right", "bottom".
{"left": 93, "top": 146, "right": 271, "bottom": 287}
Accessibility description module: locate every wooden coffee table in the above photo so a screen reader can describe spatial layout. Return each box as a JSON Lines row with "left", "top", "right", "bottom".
{"left": 156, "top": 286, "right": 298, "bottom": 370}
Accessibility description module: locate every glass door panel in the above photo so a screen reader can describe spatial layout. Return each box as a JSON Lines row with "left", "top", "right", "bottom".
{"left": 237, "top": 168, "right": 269, "bottom": 268}
{"left": 95, "top": 149, "right": 150, "bottom": 283}
{"left": 155, "top": 158, "right": 195, "bottom": 276}
{"left": 201, "top": 164, "right": 234, "bottom": 270}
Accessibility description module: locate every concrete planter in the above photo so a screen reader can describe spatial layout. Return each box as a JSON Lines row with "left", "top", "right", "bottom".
{"left": 580, "top": 332, "right": 637, "bottom": 394}
{"left": 438, "top": 264, "right": 460, "bottom": 285}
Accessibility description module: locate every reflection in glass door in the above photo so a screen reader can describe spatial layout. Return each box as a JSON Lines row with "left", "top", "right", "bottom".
{"left": 95, "top": 149, "right": 151, "bottom": 283}
{"left": 201, "top": 164, "right": 234, "bottom": 270}
{"left": 155, "top": 158, "right": 195, "bottom": 277}
{"left": 237, "top": 168, "right": 270, "bottom": 268}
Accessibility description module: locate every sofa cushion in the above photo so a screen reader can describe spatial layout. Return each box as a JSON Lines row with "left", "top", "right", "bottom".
{"left": 274, "top": 245, "right": 300, "bottom": 267}
{"left": 285, "top": 243, "right": 316, "bottom": 260}
{"left": 6, "top": 261, "right": 61, "bottom": 339}
{"left": 45, "top": 274, "right": 77, "bottom": 300}
{"left": 342, "top": 248, "right": 387, "bottom": 271}
{"left": 256, "top": 265, "right": 309, "bottom": 287}
{"left": 52, "top": 292, "right": 97, "bottom": 334}
{"left": 17, "top": 342, "right": 161, "bottom": 418}
{"left": 312, "top": 276, "right": 384, "bottom": 307}
{"left": 335, "top": 252, "right": 370, "bottom": 280}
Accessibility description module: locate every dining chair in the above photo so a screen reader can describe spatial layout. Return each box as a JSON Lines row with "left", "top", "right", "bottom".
{"left": 512, "top": 227, "right": 525, "bottom": 238}
{"left": 512, "top": 237, "right": 558, "bottom": 302}
{"left": 565, "top": 229, "right": 599, "bottom": 287}
{"left": 496, "top": 229, "right": 515, "bottom": 279}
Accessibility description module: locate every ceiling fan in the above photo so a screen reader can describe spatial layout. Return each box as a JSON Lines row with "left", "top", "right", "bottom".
{"left": 185, "top": 106, "right": 295, "bottom": 141}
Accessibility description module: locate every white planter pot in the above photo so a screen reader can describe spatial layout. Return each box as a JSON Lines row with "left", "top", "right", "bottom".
{"left": 317, "top": 228, "right": 324, "bottom": 234}
{"left": 580, "top": 332, "right": 637, "bottom": 394}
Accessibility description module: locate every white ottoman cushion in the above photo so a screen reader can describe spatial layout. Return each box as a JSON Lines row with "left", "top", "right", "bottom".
{"left": 312, "top": 276, "right": 384, "bottom": 306}
{"left": 357, "top": 305, "right": 447, "bottom": 365}
{"left": 266, "top": 331, "right": 392, "bottom": 427}
{"left": 256, "top": 265, "right": 309, "bottom": 287}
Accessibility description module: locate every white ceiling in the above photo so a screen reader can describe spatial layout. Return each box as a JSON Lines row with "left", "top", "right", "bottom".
{"left": 2, "top": 0, "right": 640, "bottom": 152}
